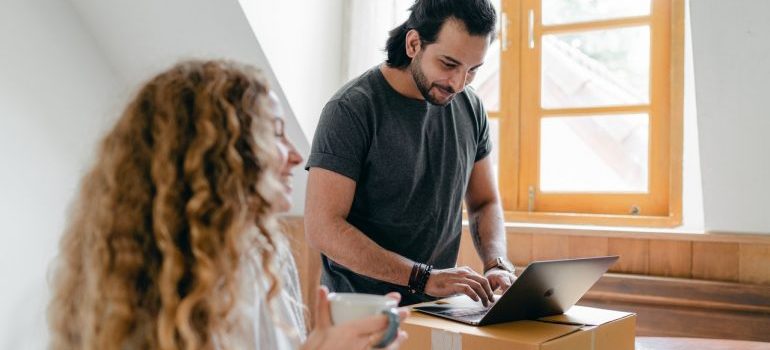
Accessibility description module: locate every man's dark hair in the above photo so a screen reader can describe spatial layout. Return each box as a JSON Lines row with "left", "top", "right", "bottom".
{"left": 385, "top": 0, "right": 497, "bottom": 69}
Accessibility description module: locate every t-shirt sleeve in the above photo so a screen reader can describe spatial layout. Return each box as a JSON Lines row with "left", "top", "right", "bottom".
{"left": 305, "top": 100, "right": 369, "bottom": 182}
{"left": 475, "top": 99, "right": 492, "bottom": 162}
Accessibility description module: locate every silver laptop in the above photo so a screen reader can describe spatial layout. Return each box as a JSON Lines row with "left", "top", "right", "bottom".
{"left": 413, "top": 256, "right": 619, "bottom": 326}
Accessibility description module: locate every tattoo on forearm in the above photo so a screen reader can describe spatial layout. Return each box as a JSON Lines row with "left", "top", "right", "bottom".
{"left": 471, "top": 213, "right": 482, "bottom": 248}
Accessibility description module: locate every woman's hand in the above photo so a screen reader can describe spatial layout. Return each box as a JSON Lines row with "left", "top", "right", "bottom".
{"left": 301, "top": 287, "right": 409, "bottom": 350}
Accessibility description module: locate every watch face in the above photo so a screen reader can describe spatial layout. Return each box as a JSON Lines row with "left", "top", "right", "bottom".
{"left": 485, "top": 257, "right": 514, "bottom": 273}
{"left": 499, "top": 258, "right": 514, "bottom": 272}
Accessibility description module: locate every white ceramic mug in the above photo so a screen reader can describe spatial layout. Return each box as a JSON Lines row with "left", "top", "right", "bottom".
{"left": 327, "top": 293, "right": 400, "bottom": 348}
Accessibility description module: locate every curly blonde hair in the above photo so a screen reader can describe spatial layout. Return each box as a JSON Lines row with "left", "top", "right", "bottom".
{"left": 48, "top": 60, "right": 284, "bottom": 349}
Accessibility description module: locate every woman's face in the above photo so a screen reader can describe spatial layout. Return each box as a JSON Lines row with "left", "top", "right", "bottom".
{"left": 265, "top": 91, "right": 303, "bottom": 213}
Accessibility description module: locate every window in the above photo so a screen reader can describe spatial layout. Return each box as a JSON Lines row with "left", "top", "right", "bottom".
{"left": 475, "top": 0, "right": 684, "bottom": 226}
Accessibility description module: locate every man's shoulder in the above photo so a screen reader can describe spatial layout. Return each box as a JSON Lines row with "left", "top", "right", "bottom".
{"left": 322, "top": 67, "right": 390, "bottom": 124}
{"left": 330, "top": 67, "right": 382, "bottom": 105}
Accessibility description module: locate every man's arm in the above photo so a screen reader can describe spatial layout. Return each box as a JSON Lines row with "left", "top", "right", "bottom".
{"left": 464, "top": 156, "right": 516, "bottom": 291}
{"left": 305, "top": 167, "right": 494, "bottom": 305}
{"left": 304, "top": 167, "right": 413, "bottom": 285}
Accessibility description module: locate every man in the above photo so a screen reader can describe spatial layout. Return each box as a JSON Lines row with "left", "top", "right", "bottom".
{"left": 305, "top": 0, "right": 515, "bottom": 306}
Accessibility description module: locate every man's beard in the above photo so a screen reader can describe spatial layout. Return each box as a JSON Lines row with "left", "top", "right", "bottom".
{"left": 410, "top": 53, "right": 456, "bottom": 106}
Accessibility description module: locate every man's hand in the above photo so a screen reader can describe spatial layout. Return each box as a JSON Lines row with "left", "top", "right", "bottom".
{"left": 424, "top": 266, "right": 495, "bottom": 306}
{"left": 484, "top": 268, "right": 517, "bottom": 293}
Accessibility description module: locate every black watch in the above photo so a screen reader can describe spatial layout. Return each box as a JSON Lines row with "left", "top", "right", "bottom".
{"left": 483, "top": 257, "right": 514, "bottom": 274}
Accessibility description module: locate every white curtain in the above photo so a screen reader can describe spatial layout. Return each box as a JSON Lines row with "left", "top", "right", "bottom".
{"left": 341, "top": 0, "right": 414, "bottom": 82}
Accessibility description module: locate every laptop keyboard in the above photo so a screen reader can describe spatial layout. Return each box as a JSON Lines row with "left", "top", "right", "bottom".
{"left": 415, "top": 297, "right": 501, "bottom": 323}
{"left": 436, "top": 302, "right": 495, "bottom": 318}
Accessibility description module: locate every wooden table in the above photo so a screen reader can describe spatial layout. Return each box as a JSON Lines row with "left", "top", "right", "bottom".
{"left": 636, "top": 337, "right": 770, "bottom": 350}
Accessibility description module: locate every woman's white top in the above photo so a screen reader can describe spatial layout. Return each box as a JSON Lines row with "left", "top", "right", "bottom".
{"left": 236, "top": 236, "right": 307, "bottom": 349}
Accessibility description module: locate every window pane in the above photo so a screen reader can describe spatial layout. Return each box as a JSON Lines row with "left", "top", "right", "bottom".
{"left": 541, "top": 26, "right": 649, "bottom": 109}
{"left": 540, "top": 114, "right": 648, "bottom": 193}
{"left": 542, "top": 0, "right": 650, "bottom": 26}
{"left": 470, "top": 0, "right": 500, "bottom": 112}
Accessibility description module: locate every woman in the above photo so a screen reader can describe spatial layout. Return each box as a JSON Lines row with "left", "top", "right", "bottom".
{"left": 48, "top": 60, "right": 407, "bottom": 349}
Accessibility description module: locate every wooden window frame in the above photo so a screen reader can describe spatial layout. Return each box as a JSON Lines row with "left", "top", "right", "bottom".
{"left": 492, "top": 0, "right": 685, "bottom": 227}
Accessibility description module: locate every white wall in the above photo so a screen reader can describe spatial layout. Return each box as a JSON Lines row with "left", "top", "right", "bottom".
{"left": 0, "top": 0, "right": 125, "bottom": 348}
{"left": 68, "top": 0, "right": 311, "bottom": 215}
{"left": 239, "top": 0, "right": 345, "bottom": 144}
{"left": 691, "top": 0, "right": 770, "bottom": 234}
{"left": 679, "top": 0, "right": 705, "bottom": 233}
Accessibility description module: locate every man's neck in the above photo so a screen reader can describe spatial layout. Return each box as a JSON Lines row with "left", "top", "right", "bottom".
{"left": 379, "top": 63, "right": 424, "bottom": 101}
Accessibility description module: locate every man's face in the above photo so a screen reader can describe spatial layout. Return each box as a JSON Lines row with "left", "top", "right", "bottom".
{"left": 409, "top": 19, "right": 490, "bottom": 106}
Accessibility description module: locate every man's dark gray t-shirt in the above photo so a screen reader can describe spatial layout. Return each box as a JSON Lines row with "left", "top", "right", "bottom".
{"left": 305, "top": 66, "right": 490, "bottom": 305}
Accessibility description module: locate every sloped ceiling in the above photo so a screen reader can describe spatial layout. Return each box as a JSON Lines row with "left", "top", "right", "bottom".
{"left": 68, "top": 0, "right": 310, "bottom": 214}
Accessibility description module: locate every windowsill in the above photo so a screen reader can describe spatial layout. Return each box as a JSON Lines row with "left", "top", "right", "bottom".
{"left": 503, "top": 211, "right": 682, "bottom": 228}
{"left": 278, "top": 214, "right": 769, "bottom": 244}
{"left": 461, "top": 218, "right": 770, "bottom": 244}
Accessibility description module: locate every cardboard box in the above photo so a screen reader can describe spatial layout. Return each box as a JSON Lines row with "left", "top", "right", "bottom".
{"left": 401, "top": 297, "right": 635, "bottom": 350}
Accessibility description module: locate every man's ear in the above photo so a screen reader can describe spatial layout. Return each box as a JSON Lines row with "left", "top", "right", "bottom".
{"left": 405, "top": 29, "right": 422, "bottom": 59}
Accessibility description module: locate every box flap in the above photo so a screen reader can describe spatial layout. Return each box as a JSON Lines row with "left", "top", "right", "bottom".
{"left": 480, "top": 319, "right": 583, "bottom": 344}
{"left": 538, "top": 305, "right": 634, "bottom": 326}
{"left": 406, "top": 312, "right": 583, "bottom": 344}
